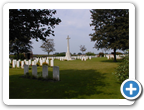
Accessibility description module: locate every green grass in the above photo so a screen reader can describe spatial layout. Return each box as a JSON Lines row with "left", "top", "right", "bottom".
{"left": 9, "top": 57, "right": 124, "bottom": 99}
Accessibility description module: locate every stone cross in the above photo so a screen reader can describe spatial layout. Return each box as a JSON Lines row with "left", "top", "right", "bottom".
{"left": 65, "top": 35, "right": 71, "bottom": 60}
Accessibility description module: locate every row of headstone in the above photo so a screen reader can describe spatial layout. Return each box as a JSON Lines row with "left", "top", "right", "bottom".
{"left": 58, "top": 56, "right": 92, "bottom": 61}
{"left": 10, "top": 57, "right": 55, "bottom": 68}
{"left": 106, "top": 55, "right": 125, "bottom": 59}
{"left": 24, "top": 65, "right": 59, "bottom": 81}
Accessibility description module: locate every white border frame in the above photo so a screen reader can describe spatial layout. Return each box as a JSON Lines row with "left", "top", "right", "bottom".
{"left": 3, "top": 3, "right": 135, "bottom": 105}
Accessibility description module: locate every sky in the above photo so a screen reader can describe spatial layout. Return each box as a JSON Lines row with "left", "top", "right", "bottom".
{"left": 31, "top": 9, "right": 123, "bottom": 55}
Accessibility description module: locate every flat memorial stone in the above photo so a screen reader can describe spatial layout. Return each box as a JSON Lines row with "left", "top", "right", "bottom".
{"left": 53, "top": 66, "right": 60, "bottom": 81}
{"left": 42, "top": 65, "right": 48, "bottom": 79}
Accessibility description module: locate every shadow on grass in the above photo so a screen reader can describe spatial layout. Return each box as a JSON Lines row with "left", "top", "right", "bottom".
{"left": 9, "top": 69, "right": 109, "bottom": 99}
{"left": 100, "top": 59, "right": 123, "bottom": 63}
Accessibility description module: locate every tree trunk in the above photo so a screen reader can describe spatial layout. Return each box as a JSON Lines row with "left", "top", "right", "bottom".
{"left": 48, "top": 52, "right": 49, "bottom": 56}
{"left": 113, "top": 48, "right": 117, "bottom": 62}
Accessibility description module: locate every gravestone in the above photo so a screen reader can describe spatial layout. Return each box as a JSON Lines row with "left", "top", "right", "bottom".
{"left": 40, "top": 59, "right": 42, "bottom": 66}
{"left": 21, "top": 61, "right": 23, "bottom": 68}
{"left": 42, "top": 65, "right": 48, "bottom": 79}
{"left": 29, "top": 60, "right": 31, "bottom": 65}
{"left": 12, "top": 60, "right": 16, "bottom": 68}
{"left": 84, "top": 57, "right": 87, "bottom": 61}
{"left": 16, "top": 61, "right": 19, "bottom": 68}
{"left": 32, "top": 61, "right": 35, "bottom": 65}
{"left": 12, "top": 60, "right": 15, "bottom": 68}
{"left": 9, "top": 59, "right": 11, "bottom": 64}
{"left": 24, "top": 65, "right": 29, "bottom": 75}
{"left": 51, "top": 59, "right": 54, "bottom": 66}
{"left": 32, "top": 65, "right": 37, "bottom": 77}
{"left": 34, "top": 60, "right": 37, "bottom": 65}
{"left": 53, "top": 66, "right": 60, "bottom": 81}
{"left": 81, "top": 57, "right": 84, "bottom": 61}
{"left": 25, "top": 61, "right": 29, "bottom": 65}
{"left": 46, "top": 59, "right": 49, "bottom": 65}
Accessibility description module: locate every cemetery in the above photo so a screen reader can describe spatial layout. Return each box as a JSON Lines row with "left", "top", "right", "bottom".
{"left": 9, "top": 36, "right": 126, "bottom": 99}
{"left": 9, "top": 9, "right": 128, "bottom": 99}
{"left": 9, "top": 56, "right": 125, "bottom": 99}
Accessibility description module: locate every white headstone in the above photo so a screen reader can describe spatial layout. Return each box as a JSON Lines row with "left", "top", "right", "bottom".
{"left": 12, "top": 60, "right": 16, "bottom": 68}
{"left": 9, "top": 59, "right": 11, "bottom": 64}
{"left": 40, "top": 59, "right": 42, "bottom": 66}
{"left": 32, "top": 65, "right": 37, "bottom": 77}
{"left": 24, "top": 65, "right": 29, "bottom": 75}
{"left": 16, "top": 61, "right": 20, "bottom": 68}
{"left": 21, "top": 61, "right": 24, "bottom": 68}
{"left": 46, "top": 59, "right": 49, "bottom": 65}
{"left": 42, "top": 65, "right": 48, "bottom": 79}
{"left": 32, "top": 61, "right": 35, "bottom": 65}
{"left": 53, "top": 66, "right": 60, "bottom": 81}
{"left": 29, "top": 60, "right": 31, "bottom": 65}
{"left": 51, "top": 59, "right": 54, "bottom": 66}
{"left": 25, "top": 61, "right": 29, "bottom": 65}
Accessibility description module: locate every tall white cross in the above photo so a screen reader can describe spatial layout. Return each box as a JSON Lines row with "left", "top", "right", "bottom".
{"left": 66, "top": 35, "right": 70, "bottom": 52}
{"left": 126, "top": 84, "right": 137, "bottom": 95}
{"left": 65, "top": 35, "right": 71, "bottom": 60}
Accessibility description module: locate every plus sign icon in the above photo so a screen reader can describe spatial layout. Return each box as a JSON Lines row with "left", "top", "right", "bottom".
{"left": 121, "top": 79, "right": 142, "bottom": 100}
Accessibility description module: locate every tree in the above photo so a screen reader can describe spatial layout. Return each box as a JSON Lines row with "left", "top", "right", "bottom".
{"left": 9, "top": 36, "right": 32, "bottom": 59}
{"left": 40, "top": 39, "right": 55, "bottom": 55}
{"left": 78, "top": 53, "right": 82, "bottom": 55}
{"left": 9, "top": 9, "right": 61, "bottom": 58}
{"left": 89, "top": 9, "right": 129, "bottom": 62}
{"left": 80, "top": 45, "right": 87, "bottom": 55}
{"left": 9, "top": 9, "right": 61, "bottom": 41}
{"left": 86, "top": 52, "right": 95, "bottom": 56}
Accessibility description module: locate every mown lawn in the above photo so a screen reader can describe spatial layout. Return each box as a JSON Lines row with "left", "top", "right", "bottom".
{"left": 9, "top": 57, "right": 124, "bottom": 99}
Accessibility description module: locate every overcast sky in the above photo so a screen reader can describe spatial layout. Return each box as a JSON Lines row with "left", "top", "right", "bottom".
{"left": 31, "top": 9, "right": 122, "bottom": 55}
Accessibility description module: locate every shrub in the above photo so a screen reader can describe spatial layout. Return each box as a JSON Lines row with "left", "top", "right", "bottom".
{"left": 42, "top": 62, "right": 49, "bottom": 66}
{"left": 113, "top": 54, "right": 129, "bottom": 83}
{"left": 36, "top": 62, "right": 40, "bottom": 66}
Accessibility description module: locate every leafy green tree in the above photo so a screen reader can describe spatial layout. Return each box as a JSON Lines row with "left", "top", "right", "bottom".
{"left": 9, "top": 9, "right": 61, "bottom": 41}
{"left": 86, "top": 52, "right": 95, "bottom": 56}
{"left": 40, "top": 39, "right": 55, "bottom": 55}
{"left": 78, "top": 53, "right": 82, "bottom": 55}
{"left": 9, "top": 9, "right": 61, "bottom": 58}
{"left": 9, "top": 36, "right": 32, "bottom": 59}
{"left": 80, "top": 45, "right": 87, "bottom": 55}
{"left": 89, "top": 9, "right": 129, "bottom": 62}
